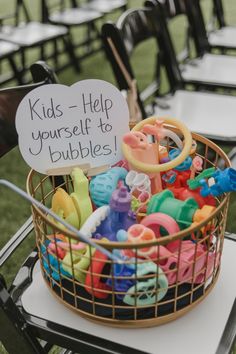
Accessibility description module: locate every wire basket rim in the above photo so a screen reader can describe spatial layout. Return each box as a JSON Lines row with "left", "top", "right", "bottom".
{"left": 26, "top": 131, "right": 231, "bottom": 249}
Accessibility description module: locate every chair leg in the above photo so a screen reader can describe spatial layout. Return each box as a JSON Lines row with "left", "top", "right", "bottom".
{"left": 20, "top": 48, "right": 27, "bottom": 83}
{"left": 63, "top": 34, "right": 80, "bottom": 73}
{"left": 40, "top": 44, "right": 45, "bottom": 62}
{"left": 8, "top": 56, "right": 24, "bottom": 85}
{"left": 0, "top": 281, "right": 46, "bottom": 354}
{"left": 53, "top": 39, "right": 59, "bottom": 72}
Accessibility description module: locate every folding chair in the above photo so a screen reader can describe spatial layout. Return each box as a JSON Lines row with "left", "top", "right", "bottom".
{"left": 0, "top": 40, "right": 22, "bottom": 86}
{"left": 149, "top": 0, "right": 236, "bottom": 92}
{"left": 81, "top": 0, "right": 127, "bottom": 15}
{"left": 0, "top": 59, "right": 235, "bottom": 354}
{"left": 207, "top": 0, "right": 236, "bottom": 52}
{"left": 101, "top": 5, "right": 236, "bottom": 142}
{"left": 0, "top": 0, "right": 72, "bottom": 82}
{"left": 41, "top": 0, "right": 103, "bottom": 69}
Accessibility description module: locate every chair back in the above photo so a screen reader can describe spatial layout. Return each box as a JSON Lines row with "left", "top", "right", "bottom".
{"left": 0, "top": 61, "right": 58, "bottom": 158}
{"left": 145, "top": 0, "right": 184, "bottom": 88}
{"left": 182, "top": 0, "right": 210, "bottom": 56}
{"left": 102, "top": 9, "right": 156, "bottom": 118}
{"left": 102, "top": 6, "right": 184, "bottom": 118}
{"left": 151, "top": 0, "right": 210, "bottom": 57}
{"left": 160, "top": 0, "right": 186, "bottom": 18}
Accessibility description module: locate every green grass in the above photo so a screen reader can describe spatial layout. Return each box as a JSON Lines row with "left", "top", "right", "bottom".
{"left": 0, "top": 0, "right": 236, "bottom": 353}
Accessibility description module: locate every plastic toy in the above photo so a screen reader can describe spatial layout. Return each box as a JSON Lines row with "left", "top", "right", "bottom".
{"left": 162, "top": 169, "right": 191, "bottom": 189}
{"left": 93, "top": 186, "right": 136, "bottom": 241}
{"left": 78, "top": 205, "right": 110, "bottom": 238}
{"left": 117, "top": 222, "right": 180, "bottom": 262}
{"left": 85, "top": 246, "right": 111, "bottom": 299}
{"left": 190, "top": 156, "right": 203, "bottom": 179}
{"left": 130, "top": 190, "right": 151, "bottom": 213}
{"left": 193, "top": 251, "right": 219, "bottom": 284}
{"left": 49, "top": 240, "right": 87, "bottom": 253}
{"left": 41, "top": 242, "right": 71, "bottom": 282}
{"left": 123, "top": 261, "right": 168, "bottom": 306}
{"left": 122, "top": 117, "right": 193, "bottom": 195}
{"left": 140, "top": 213, "right": 180, "bottom": 252}
{"left": 162, "top": 241, "right": 218, "bottom": 284}
{"left": 122, "top": 117, "right": 193, "bottom": 173}
{"left": 123, "top": 130, "right": 163, "bottom": 194}
{"left": 106, "top": 251, "right": 136, "bottom": 300}
{"left": 162, "top": 170, "right": 177, "bottom": 184}
{"left": 70, "top": 168, "right": 93, "bottom": 226}
{"left": 106, "top": 250, "right": 168, "bottom": 305}
{"left": 62, "top": 244, "right": 95, "bottom": 284}
{"left": 188, "top": 167, "right": 236, "bottom": 197}
{"left": 125, "top": 170, "right": 151, "bottom": 194}
{"left": 48, "top": 241, "right": 67, "bottom": 259}
{"left": 170, "top": 187, "right": 216, "bottom": 208}
{"left": 199, "top": 168, "right": 236, "bottom": 197}
{"left": 120, "top": 224, "right": 157, "bottom": 258}
{"left": 50, "top": 168, "right": 92, "bottom": 229}
{"left": 147, "top": 190, "right": 215, "bottom": 230}
{"left": 169, "top": 149, "right": 192, "bottom": 171}
{"left": 89, "top": 166, "right": 127, "bottom": 207}
{"left": 116, "top": 225, "right": 207, "bottom": 285}
{"left": 187, "top": 167, "right": 216, "bottom": 190}
{"left": 51, "top": 187, "right": 80, "bottom": 229}
{"left": 142, "top": 119, "right": 183, "bottom": 150}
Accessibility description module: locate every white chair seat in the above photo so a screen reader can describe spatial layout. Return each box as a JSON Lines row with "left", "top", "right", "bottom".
{"left": 0, "top": 40, "right": 19, "bottom": 58}
{"left": 21, "top": 239, "right": 236, "bottom": 354}
{"left": 208, "top": 26, "right": 236, "bottom": 49}
{"left": 82, "top": 0, "right": 127, "bottom": 14}
{"left": 0, "top": 22, "right": 68, "bottom": 47}
{"left": 181, "top": 54, "right": 236, "bottom": 87}
{"left": 153, "top": 90, "right": 236, "bottom": 141}
{"left": 50, "top": 8, "right": 102, "bottom": 26}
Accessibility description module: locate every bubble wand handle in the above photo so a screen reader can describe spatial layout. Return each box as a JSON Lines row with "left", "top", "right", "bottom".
{"left": 0, "top": 179, "right": 120, "bottom": 262}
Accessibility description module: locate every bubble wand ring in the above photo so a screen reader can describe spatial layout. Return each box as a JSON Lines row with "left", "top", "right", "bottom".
{"left": 122, "top": 117, "right": 193, "bottom": 173}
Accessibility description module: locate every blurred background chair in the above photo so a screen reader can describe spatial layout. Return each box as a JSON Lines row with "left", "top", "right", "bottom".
{"left": 0, "top": 40, "right": 22, "bottom": 86}
{"left": 101, "top": 5, "right": 236, "bottom": 142}
{"left": 0, "top": 0, "right": 73, "bottom": 83}
{"left": 207, "top": 0, "right": 236, "bottom": 52}
{"left": 149, "top": 0, "right": 236, "bottom": 92}
{"left": 41, "top": 0, "right": 103, "bottom": 71}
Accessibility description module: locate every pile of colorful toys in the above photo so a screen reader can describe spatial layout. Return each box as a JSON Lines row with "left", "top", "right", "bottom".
{"left": 41, "top": 117, "right": 236, "bottom": 310}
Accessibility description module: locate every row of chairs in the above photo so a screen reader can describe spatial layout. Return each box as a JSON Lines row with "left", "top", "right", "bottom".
{"left": 0, "top": 0, "right": 236, "bottom": 353}
{"left": 102, "top": 0, "right": 236, "bottom": 144}
{"left": 0, "top": 0, "right": 127, "bottom": 86}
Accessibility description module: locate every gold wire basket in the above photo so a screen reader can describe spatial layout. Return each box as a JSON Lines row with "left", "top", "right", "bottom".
{"left": 27, "top": 131, "right": 231, "bottom": 328}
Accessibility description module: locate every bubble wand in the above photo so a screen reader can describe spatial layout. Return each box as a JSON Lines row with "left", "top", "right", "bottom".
{"left": 0, "top": 179, "right": 120, "bottom": 263}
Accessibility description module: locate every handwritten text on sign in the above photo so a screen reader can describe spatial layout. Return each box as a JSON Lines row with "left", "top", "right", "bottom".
{"left": 16, "top": 80, "right": 130, "bottom": 174}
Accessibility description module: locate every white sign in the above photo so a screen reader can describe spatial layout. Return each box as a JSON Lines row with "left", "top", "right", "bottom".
{"left": 16, "top": 79, "right": 130, "bottom": 174}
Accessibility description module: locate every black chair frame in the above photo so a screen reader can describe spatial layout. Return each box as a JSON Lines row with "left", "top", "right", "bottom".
{"left": 41, "top": 0, "right": 104, "bottom": 70}
{"left": 0, "top": 0, "right": 76, "bottom": 81}
{"left": 0, "top": 41, "right": 22, "bottom": 86}
{"left": 102, "top": 6, "right": 189, "bottom": 118}
{"left": 148, "top": 0, "right": 236, "bottom": 92}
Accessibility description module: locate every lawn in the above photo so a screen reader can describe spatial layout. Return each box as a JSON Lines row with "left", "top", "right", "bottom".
{"left": 0, "top": 0, "right": 236, "bottom": 353}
